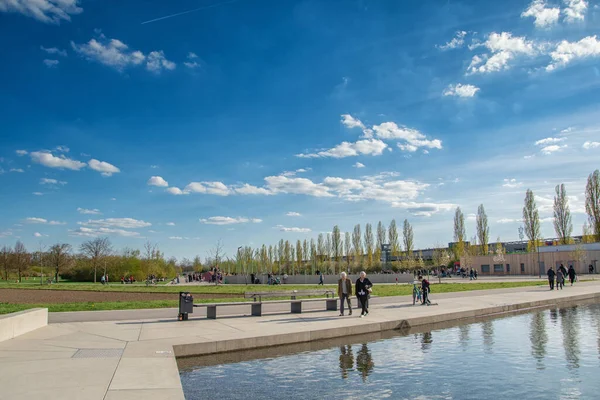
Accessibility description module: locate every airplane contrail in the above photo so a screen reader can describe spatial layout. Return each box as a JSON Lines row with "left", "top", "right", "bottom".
{"left": 141, "top": 0, "right": 243, "bottom": 25}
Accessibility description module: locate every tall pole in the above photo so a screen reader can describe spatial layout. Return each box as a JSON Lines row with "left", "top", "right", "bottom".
{"left": 38, "top": 242, "right": 45, "bottom": 285}
{"left": 537, "top": 240, "right": 541, "bottom": 278}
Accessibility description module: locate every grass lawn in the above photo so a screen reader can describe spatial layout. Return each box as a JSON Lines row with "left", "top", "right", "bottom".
{"left": 0, "top": 280, "right": 549, "bottom": 314}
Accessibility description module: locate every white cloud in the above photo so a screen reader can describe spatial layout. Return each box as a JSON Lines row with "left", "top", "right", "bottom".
{"left": 524, "top": 154, "right": 536, "bottom": 159}
{"left": 43, "top": 59, "right": 59, "bottom": 68}
{"left": 340, "top": 114, "right": 366, "bottom": 129}
{"left": 24, "top": 217, "right": 65, "bottom": 225}
{"left": 69, "top": 227, "right": 140, "bottom": 237}
{"left": 264, "top": 175, "right": 333, "bottom": 197}
{"left": 79, "top": 218, "right": 151, "bottom": 229}
{"left": 165, "top": 222, "right": 176, "bottom": 226}
{"left": 563, "top": 0, "right": 588, "bottom": 23}
{"left": 583, "top": 141, "right": 600, "bottom": 149}
{"left": 148, "top": 176, "right": 168, "bottom": 187}
{"left": 150, "top": 165, "right": 159, "bottom": 169}
{"left": 560, "top": 127, "right": 575, "bottom": 134}
{"left": 77, "top": 208, "right": 101, "bottom": 215}
{"left": 184, "top": 53, "right": 200, "bottom": 69}
{"left": 200, "top": 217, "right": 262, "bottom": 225}
{"left": 40, "top": 178, "right": 67, "bottom": 185}
{"left": 353, "top": 162, "right": 365, "bottom": 168}
{"left": 88, "top": 159, "right": 120, "bottom": 177}
{"left": 466, "top": 213, "right": 477, "bottom": 221}
{"left": 110, "top": 197, "right": 116, "bottom": 201}
{"left": 540, "top": 144, "right": 567, "bottom": 154}
{"left": 535, "top": 137, "right": 565, "bottom": 146}
{"left": 468, "top": 32, "right": 537, "bottom": 74}
{"left": 502, "top": 178, "right": 523, "bottom": 188}
{"left": 0, "top": 0, "right": 83, "bottom": 24}
{"left": 169, "top": 236, "right": 188, "bottom": 240}
{"left": 54, "top": 145, "right": 69, "bottom": 153}
{"left": 10, "top": 168, "right": 24, "bottom": 173}
{"left": 390, "top": 201, "right": 455, "bottom": 217}
{"left": 166, "top": 187, "right": 186, "bottom": 195}
{"left": 184, "top": 181, "right": 232, "bottom": 196}
{"left": 15, "top": 150, "right": 27, "bottom": 156}
{"left": 443, "top": 83, "right": 480, "bottom": 97}
{"left": 30, "top": 151, "right": 86, "bottom": 170}
{"left": 547, "top": 35, "right": 600, "bottom": 71}
{"left": 372, "top": 122, "right": 442, "bottom": 152}
{"left": 286, "top": 212, "right": 301, "bottom": 217}
{"left": 233, "top": 184, "right": 273, "bottom": 195}
{"left": 40, "top": 46, "right": 67, "bottom": 56}
{"left": 521, "top": 0, "right": 560, "bottom": 27}
{"left": 188, "top": 52, "right": 198, "bottom": 59}
{"left": 438, "top": 31, "right": 467, "bottom": 50}
{"left": 296, "top": 139, "right": 388, "bottom": 158}
{"left": 72, "top": 36, "right": 175, "bottom": 73}
{"left": 146, "top": 50, "right": 176, "bottom": 73}
{"left": 497, "top": 218, "right": 521, "bottom": 224}
{"left": 276, "top": 225, "right": 311, "bottom": 233}
{"left": 32, "top": 192, "right": 43, "bottom": 196}
{"left": 33, "top": 232, "right": 46, "bottom": 237}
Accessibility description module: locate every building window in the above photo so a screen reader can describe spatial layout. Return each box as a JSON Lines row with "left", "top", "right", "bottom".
{"left": 520, "top": 263, "right": 525, "bottom": 273}
{"left": 506, "top": 264, "right": 510, "bottom": 273}
{"left": 494, "top": 264, "right": 504, "bottom": 273}
{"left": 481, "top": 265, "right": 490, "bottom": 273}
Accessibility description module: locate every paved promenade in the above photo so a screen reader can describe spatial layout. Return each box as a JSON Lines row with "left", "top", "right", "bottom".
{"left": 1, "top": 282, "right": 600, "bottom": 400}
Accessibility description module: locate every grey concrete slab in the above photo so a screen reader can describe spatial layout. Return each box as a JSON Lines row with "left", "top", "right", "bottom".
{"left": 105, "top": 389, "right": 185, "bottom": 400}
{"left": 109, "top": 357, "right": 183, "bottom": 390}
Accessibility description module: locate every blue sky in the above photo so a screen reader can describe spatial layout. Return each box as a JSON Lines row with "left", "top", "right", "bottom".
{"left": 1, "top": 0, "right": 599, "bottom": 259}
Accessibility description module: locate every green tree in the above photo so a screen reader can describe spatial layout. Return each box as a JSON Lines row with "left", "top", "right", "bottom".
{"left": 364, "top": 223, "right": 374, "bottom": 269}
{"left": 476, "top": 204, "right": 489, "bottom": 255}
{"left": 553, "top": 183, "right": 573, "bottom": 245}
{"left": 585, "top": 169, "right": 600, "bottom": 241}
{"left": 453, "top": 207, "right": 466, "bottom": 260}
{"left": 80, "top": 237, "right": 112, "bottom": 283}
{"left": 344, "top": 231, "right": 352, "bottom": 271}
{"left": 332, "top": 225, "right": 342, "bottom": 274}
{"left": 402, "top": 219, "right": 414, "bottom": 256}
{"left": 1, "top": 245, "right": 11, "bottom": 281}
{"left": 388, "top": 219, "right": 401, "bottom": 268}
{"left": 48, "top": 243, "right": 72, "bottom": 283}
{"left": 13, "top": 240, "right": 29, "bottom": 283}
{"left": 352, "top": 224, "right": 362, "bottom": 267}
{"left": 523, "top": 189, "right": 541, "bottom": 251}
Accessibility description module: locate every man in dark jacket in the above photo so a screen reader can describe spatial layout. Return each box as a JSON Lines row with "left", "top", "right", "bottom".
{"left": 355, "top": 271, "right": 373, "bottom": 317}
{"left": 547, "top": 267, "right": 555, "bottom": 290}
{"left": 420, "top": 275, "right": 431, "bottom": 305}
{"left": 337, "top": 272, "right": 352, "bottom": 316}
{"left": 568, "top": 265, "right": 576, "bottom": 286}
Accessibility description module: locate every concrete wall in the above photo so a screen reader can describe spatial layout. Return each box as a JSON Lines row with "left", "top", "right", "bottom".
{"left": 0, "top": 308, "right": 48, "bottom": 342}
{"left": 223, "top": 273, "right": 415, "bottom": 285}
{"left": 462, "top": 250, "right": 600, "bottom": 276}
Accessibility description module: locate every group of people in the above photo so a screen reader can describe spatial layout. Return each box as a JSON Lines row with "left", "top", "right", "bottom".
{"left": 337, "top": 271, "right": 373, "bottom": 317}
{"left": 412, "top": 275, "right": 432, "bottom": 305}
{"left": 547, "top": 264, "right": 577, "bottom": 290}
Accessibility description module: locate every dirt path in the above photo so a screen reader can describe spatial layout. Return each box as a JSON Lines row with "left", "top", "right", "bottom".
{"left": 0, "top": 289, "right": 238, "bottom": 304}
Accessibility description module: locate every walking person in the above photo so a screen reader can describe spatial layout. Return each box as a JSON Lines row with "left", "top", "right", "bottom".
{"left": 568, "top": 265, "right": 576, "bottom": 286}
{"left": 420, "top": 275, "right": 431, "bottom": 305}
{"left": 355, "top": 271, "right": 373, "bottom": 318}
{"left": 556, "top": 267, "right": 564, "bottom": 290}
{"left": 319, "top": 271, "right": 324, "bottom": 286}
{"left": 547, "top": 267, "right": 555, "bottom": 290}
{"left": 338, "top": 272, "right": 352, "bottom": 316}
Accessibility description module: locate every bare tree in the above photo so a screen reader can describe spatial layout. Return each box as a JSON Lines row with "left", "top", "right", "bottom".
{"left": 317, "top": 233, "right": 325, "bottom": 269}
{"left": 332, "top": 225, "right": 342, "bottom": 273}
{"left": 13, "top": 240, "right": 29, "bottom": 283}
{"left": 309, "top": 238, "right": 316, "bottom": 274}
{"left": 402, "top": 219, "right": 414, "bottom": 255}
{"left": 1, "top": 245, "right": 11, "bottom": 281}
{"left": 388, "top": 219, "right": 401, "bottom": 268}
{"left": 364, "top": 223, "right": 374, "bottom": 268}
{"left": 476, "top": 204, "right": 489, "bottom": 255}
{"left": 523, "top": 189, "right": 541, "bottom": 251}
{"left": 208, "top": 239, "right": 225, "bottom": 270}
{"left": 586, "top": 169, "right": 600, "bottom": 241}
{"left": 48, "top": 243, "right": 72, "bottom": 283}
{"left": 352, "top": 224, "right": 362, "bottom": 266}
{"left": 344, "top": 231, "right": 352, "bottom": 271}
{"left": 553, "top": 183, "right": 573, "bottom": 245}
{"left": 80, "top": 237, "right": 112, "bottom": 283}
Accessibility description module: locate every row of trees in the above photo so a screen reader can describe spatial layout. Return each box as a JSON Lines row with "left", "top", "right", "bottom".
{"left": 0, "top": 238, "right": 181, "bottom": 283}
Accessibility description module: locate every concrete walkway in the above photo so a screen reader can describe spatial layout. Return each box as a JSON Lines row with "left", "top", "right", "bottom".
{"left": 1, "top": 282, "right": 600, "bottom": 400}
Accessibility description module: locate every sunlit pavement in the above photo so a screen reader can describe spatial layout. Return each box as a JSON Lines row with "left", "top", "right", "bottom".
{"left": 1, "top": 281, "right": 600, "bottom": 400}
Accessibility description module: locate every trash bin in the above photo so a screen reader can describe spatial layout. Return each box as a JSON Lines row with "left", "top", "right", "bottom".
{"left": 178, "top": 292, "right": 194, "bottom": 321}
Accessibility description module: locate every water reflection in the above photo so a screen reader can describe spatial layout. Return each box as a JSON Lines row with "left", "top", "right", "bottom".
{"left": 355, "top": 344, "right": 374, "bottom": 382}
{"left": 559, "top": 307, "right": 581, "bottom": 370}
{"left": 550, "top": 308, "right": 558, "bottom": 324}
{"left": 421, "top": 331, "right": 433, "bottom": 351}
{"left": 482, "top": 321, "right": 494, "bottom": 353}
{"left": 458, "top": 325, "right": 469, "bottom": 351}
{"left": 338, "top": 345, "right": 354, "bottom": 379}
{"left": 529, "top": 311, "right": 548, "bottom": 370}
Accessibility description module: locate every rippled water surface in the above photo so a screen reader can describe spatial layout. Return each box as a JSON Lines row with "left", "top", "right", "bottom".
{"left": 180, "top": 303, "right": 600, "bottom": 400}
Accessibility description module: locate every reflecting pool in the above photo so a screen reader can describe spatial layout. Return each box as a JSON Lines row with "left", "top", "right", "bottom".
{"left": 179, "top": 302, "right": 600, "bottom": 399}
